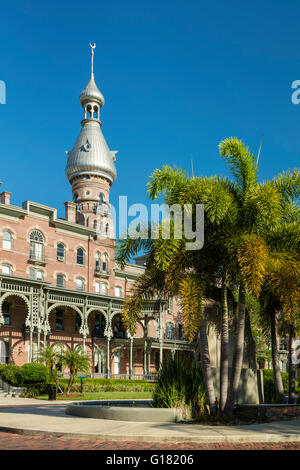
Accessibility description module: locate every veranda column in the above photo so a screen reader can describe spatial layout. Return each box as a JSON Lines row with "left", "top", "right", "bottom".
{"left": 143, "top": 343, "right": 147, "bottom": 375}
{"left": 159, "top": 303, "right": 164, "bottom": 370}
{"left": 29, "top": 328, "right": 33, "bottom": 363}
{"left": 129, "top": 336, "right": 133, "bottom": 379}
{"left": 107, "top": 336, "right": 111, "bottom": 378}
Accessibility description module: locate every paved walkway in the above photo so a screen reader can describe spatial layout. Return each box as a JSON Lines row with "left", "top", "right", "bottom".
{"left": 0, "top": 397, "right": 299, "bottom": 444}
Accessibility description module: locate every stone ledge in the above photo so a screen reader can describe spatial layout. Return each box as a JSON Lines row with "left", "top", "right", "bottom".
{"left": 236, "top": 404, "right": 300, "bottom": 423}
{"left": 0, "top": 377, "right": 27, "bottom": 397}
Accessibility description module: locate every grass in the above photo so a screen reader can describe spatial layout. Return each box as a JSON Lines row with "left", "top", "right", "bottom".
{"left": 36, "top": 391, "right": 154, "bottom": 401}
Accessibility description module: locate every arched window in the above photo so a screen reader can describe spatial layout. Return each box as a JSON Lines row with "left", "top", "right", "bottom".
{"left": 94, "top": 347, "right": 105, "bottom": 374}
{"left": 105, "top": 223, "right": 109, "bottom": 235}
{"left": 1, "top": 264, "right": 12, "bottom": 276}
{"left": 102, "top": 253, "right": 108, "bottom": 273}
{"left": 73, "top": 192, "right": 78, "bottom": 203}
{"left": 77, "top": 247, "right": 85, "bottom": 265}
{"left": 2, "top": 230, "right": 12, "bottom": 250}
{"left": 29, "top": 268, "right": 43, "bottom": 281}
{"left": 0, "top": 339, "right": 8, "bottom": 364}
{"left": 29, "top": 230, "right": 44, "bottom": 261}
{"left": 95, "top": 281, "right": 107, "bottom": 295}
{"left": 95, "top": 252, "right": 101, "bottom": 272}
{"left": 2, "top": 302, "right": 11, "bottom": 326}
{"left": 56, "top": 274, "right": 65, "bottom": 288}
{"left": 93, "top": 220, "right": 97, "bottom": 230}
{"left": 76, "top": 277, "right": 85, "bottom": 291}
{"left": 57, "top": 243, "right": 65, "bottom": 261}
{"left": 99, "top": 193, "right": 105, "bottom": 204}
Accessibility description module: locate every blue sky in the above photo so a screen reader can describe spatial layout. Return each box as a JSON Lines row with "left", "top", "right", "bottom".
{"left": 0, "top": 0, "right": 299, "bottom": 237}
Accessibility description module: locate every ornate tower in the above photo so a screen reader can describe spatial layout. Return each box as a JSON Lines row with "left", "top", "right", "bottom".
{"left": 65, "top": 43, "right": 117, "bottom": 238}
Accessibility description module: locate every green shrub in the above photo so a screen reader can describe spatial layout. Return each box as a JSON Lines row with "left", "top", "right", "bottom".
{"left": 263, "top": 369, "right": 300, "bottom": 403}
{"left": 152, "top": 354, "right": 207, "bottom": 416}
{"left": 58, "top": 378, "right": 155, "bottom": 393}
{"left": 21, "top": 363, "right": 49, "bottom": 384}
{"left": 0, "top": 364, "right": 24, "bottom": 386}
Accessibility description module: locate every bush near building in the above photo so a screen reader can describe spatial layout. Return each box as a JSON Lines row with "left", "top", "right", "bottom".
{"left": 263, "top": 369, "right": 300, "bottom": 403}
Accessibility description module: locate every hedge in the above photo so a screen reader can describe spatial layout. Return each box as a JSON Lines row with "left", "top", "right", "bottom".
{"left": 59, "top": 378, "right": 155, "bottom": 393}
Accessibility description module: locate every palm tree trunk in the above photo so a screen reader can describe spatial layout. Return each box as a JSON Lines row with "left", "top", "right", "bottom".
{"left": 270, "top": 311, "right": 285, "bottom": 403}
{"left": 220, "top": 283, "right": 229, "bottom": 413}
{"left": 199, "top": 317, "right": 217, "bottom": 416}
{"left": 288, "top": 323, "right": 296, "bottom": 404}
{"left": 224, "top": 285, "right": 246, "bottom": 415}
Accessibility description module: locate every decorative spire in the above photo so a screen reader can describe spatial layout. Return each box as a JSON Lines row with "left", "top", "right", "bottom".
{"left": 89, "top": 42, "right": 96, "bottom": 77}
{"left": 79, "top": 42, "right": 105, "bottom": 113}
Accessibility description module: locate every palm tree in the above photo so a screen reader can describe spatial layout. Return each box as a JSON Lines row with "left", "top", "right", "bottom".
{"left": 38, "top": 345, "right": 64, "bottom": 393}
{"left": 117, "top": 139, "right": 299, "bottom": 416}
{"left": 62, "top": 346, "right": 91, "bottom": 394}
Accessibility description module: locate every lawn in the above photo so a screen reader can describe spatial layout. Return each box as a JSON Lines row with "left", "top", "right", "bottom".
{"left": 37, "top": 391, "right": 154, "bottom": 401}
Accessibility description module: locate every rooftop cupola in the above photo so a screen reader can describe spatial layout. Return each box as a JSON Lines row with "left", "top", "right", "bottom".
{"left": 79, "top": 42, "right": 105, "bottom": 119}
{"left": 65, "top": 43, "right": 117, "bottom": 185}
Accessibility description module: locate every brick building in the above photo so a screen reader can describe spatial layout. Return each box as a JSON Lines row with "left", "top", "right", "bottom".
{"left": 0, "top": 45, "right": 194, "bottom": 378}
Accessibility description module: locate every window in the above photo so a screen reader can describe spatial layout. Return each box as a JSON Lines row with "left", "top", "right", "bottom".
{"left": 167, "top": 322, "right": 173, "bottom": 339}
{"left": 2, "top": 264, "right": 12, "bottom": 276}
{"left": 77, "top": 248, "right": 85, "bottom": 265}
{"left": 93, "top": 220, "right": 97, "bottom": 230}
{"left": 95, "top": 251, "right": 101, "bottom": 272}
{"left": 95, "top": 313, "right": 106, "bottom": 332}
{"left": 99, "top": 193, "right": 105, "bottom": 204}
{"left": 0, "top": 340, "right": 8, "bottom": 364}
{"left": 2, "top": 230, "right": 12, "bottom": 250}
{"left": 29, "top": 268, "right": 43, "bottom": 281}
{"left": 73, "top": 192, "right": 78, "bottom": 203}
{"left": 178, "top": 324, "right": 184, "bottom": 340}
{"left": 56, "top": 274, "right": 65, "bottom": 288}
{"left": 115, "top": 286, "right": 122, "bottom": 297}
{"left": 57, "top": 243, "right": 65, "bottom": 261}
{"left": 102, "top": 253, "right": 108, "bottom": 272}
{"left": 95, "top": 281, "right": 107, "bottom": 295}
{"left": 29, "top": 230, "right": 44, "bottom": 261}
{"left": 76, "top": 278, "right": 85, "bottom": 291}
{"left": 55, "top": 308, "right": 64, "bottom": 330}
{"left": 105, "top": 223, "right": 109, "bottom": 235}
{"left": 2, "top": 302, "right": 11, "bottom": 326}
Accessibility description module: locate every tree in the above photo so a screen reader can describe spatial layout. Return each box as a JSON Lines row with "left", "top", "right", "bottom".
{"left": 38, "top": 345, "right": 64, "bottom": 393}
{"left": 117, "top": 138, "right": 299, "bottom": 416}
{"left": 62, "top": 346, "right": 91, "bottom": 394}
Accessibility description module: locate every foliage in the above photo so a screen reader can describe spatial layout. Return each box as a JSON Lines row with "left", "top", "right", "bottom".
{"left": 59, "top": 378, "right": 155, "bottom": 393}
{"left": 0, "top": 364, "right": 24, "bottom": 386}
{"left": 61, "top": 346, "right": 91, "bottom": 394}
{"left": 152, "top": 354, "right": 207, "bottom": 417}
{"left": 21, "top": 363, "right": 49, "bottom": 384}
{"left": 263, "top": 369, "right": 300, "bottom": 403}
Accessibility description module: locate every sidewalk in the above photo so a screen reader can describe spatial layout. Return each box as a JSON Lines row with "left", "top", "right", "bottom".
{"left": 0, "top": 397, "right": 299, "bottom": 443}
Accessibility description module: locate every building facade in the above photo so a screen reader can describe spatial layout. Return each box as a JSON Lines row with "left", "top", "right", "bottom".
{"left": 0, "top": 46, "right": 194, "bottom": 378}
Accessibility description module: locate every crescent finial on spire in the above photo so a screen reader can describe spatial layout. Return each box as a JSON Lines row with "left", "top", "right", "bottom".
{"left": 89, "top": 42, "right": 96, "bottom": 76}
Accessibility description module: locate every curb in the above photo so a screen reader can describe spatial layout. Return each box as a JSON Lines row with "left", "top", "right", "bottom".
{"left": 0, "top": 425, "right": 299, "bottom": 443}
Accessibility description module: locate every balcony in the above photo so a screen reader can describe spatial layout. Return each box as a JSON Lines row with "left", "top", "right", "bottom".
{"left": 94, "top": 203, "right": 110, "bottom": 216}
{"left": 28, "top": 253, "right": 47, "bottom": 266}
{"left": 94, "top": 267, "right": 110, "bottom": 278}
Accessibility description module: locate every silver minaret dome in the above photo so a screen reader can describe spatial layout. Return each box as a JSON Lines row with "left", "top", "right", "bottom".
{"left": 66, "top": 43, "right": 117, "bottom": 184}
